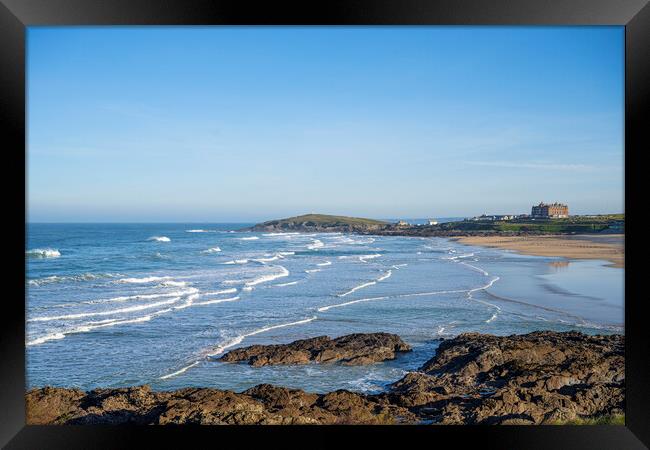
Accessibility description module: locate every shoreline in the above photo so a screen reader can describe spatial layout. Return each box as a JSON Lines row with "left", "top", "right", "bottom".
{"left": 26, "top": 331, "right": 624, "bottom": 425}
{"left": 450, "top": 234, "right": 624, "bottom": 268}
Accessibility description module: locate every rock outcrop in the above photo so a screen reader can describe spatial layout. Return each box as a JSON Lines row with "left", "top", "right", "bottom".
{"left": 26, "top": 331, "right": 624, "bottom": 425}
{"left": 386, "top": 331, "right": 624, "bottom": 424}
{"left": 219, "top": 333, "right": 412, "bottom": 367}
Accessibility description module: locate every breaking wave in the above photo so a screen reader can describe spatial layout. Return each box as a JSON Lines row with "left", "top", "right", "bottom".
{"left": 148, "top": 236, "right": 171, "bottom": 242}
{"left": 26, "top": 248, "right": 60, "bottom": 258}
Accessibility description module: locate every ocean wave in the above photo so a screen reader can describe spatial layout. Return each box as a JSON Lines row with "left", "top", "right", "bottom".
{"left": 376, "top": 270, "right": 392, "bottom": 282}
{"left": 29, "top": 297, "right": 181, "bottom": 322}
{"left": 307, "top": 239, "right": 324, "bottom": 250}
{"left": 186, "top": 229, "right": 217, "bottom": 233}
{"left": 318, "top": 296, "right": 389, "bottom": 312}
{"left": 148, "top": 236, "right": 171, "bottom": 242}
{"left": 245, "top": 266, "right": 290, "bottom": 287}
{"left": 263, "top": 232, "right": 300, "bottom": 236}
{"left": 459, "top": 261, "right": 489, "bottom": 276}
{"left": 118, "top": 276, "right": 172, "bottom": 284}
{"left": 316, "top": 261, "right": 332, "bottom": 266}
{"left": 26, "top": 314, "right": 157, "bottom": 346}
{"left": 159, "top": 361, "right": 201, "bottom": 380}
{"left": 202, "top": 247, "right": 222, "bottom": 253}
{"left": 338, "top": 281, "right": 376, "bottom": 297}
{"left": 252, "top": 253, "right": 289, "bottom": 263}
{"left": 193, "top": 296, "right": 240, "bottom": 307}
{"left": 359, "top": 254, "right": 382, "bottom": 262}
{"left": 274, "top": 281, "right": 298, "bottom": 287}
{"left": 221, "top": 259, "right": 249, "bottom": 265}
{"left": 159, "top": 280, "right": 188, "bottom": 287}
{"left": 78, "top": 288, "right": 198, "bottom": 306}
{"left": 239, "top": 236, "right": 259, "bottom": 241}
{"left": 26, "top": 248, "right": 61, "bottom": 258}
{"left": 338, "top": 269, "right": 392, "bottom": 297}
{"left": 160, "top": 315, "right": 318, "bottom": 380}
{"left": 305, "top": 269, "right": 321, "bottom": 273}
{"left": 201, "top": 288, "right": 238, "bottom": 296}
{"left": 204, "top": 316, "right": 317, "bottom": 357}
{"left": 320, "top": 286, "right": 479, "bottom": 313}
{"left": 28, "top": 272, "right": 122, "bottom": 286}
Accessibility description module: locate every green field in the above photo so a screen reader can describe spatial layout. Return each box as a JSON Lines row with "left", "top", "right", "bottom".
{"left": 438, "top": 215, "right": 624, "bottom": 234}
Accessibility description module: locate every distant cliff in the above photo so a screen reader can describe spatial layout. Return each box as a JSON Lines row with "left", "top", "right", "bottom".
{"left": 247, "top": 214, "right": 388, "bottom": 233}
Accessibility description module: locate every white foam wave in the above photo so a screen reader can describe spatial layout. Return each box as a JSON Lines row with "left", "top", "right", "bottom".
{"left": 263, "top": 232, "right": 300, "bottom": 236}
{"left": 186, "top": 229, "right": 217, "bottom": 233}
{"left": 27, "top": 314, "right": 156, "bottom": 346}
{"left": 469, "top": 276, "right": 500, "bottom": 295}
{"left": 28, "top": 272, "right": 122, "bottom": 286}
{"left": 204, "top": 316, "right": 317, "bottom": 357}
{"left": 305, "top": 269, "right": 321, "bottom": 273}
{"left": 359, "top": 253, "right": 382, "bottom": 263}
{"left": 160, "top": 280, "right": 188, "bottom": 287}
{"left": 486, "top": 312, "right": 498, "bottom": 323}
{"left": 26, "top": 332, "right": 66, "bottom": 346}
{"left": 338, "top": 281, "right": 376, "bottom": 297}
{"left": 376, "top": 270, "right": 392, "bottom": 282}
{"left": 74, "top": 288, "right": 198, "bottom": 307}
{"left": 148, "top": 236, "right": 171, "bottom": 242}
{"left": 245, "top": 266, "right": 290, "bottom": 287}
{"left": 201, "top": 288, "right": 238, "bottom": 296}
{"left": 118, "top": 276, "right": 172, "bottom": 284}
{"left": 159, "top": 361, "right": 201, "bottom": 380}
{"left": 193, "top": 296, "right": 240, "bottom": 306}
{"left": 253, "top": 254, "right": 286, "bottom": 263}
{"left": 274, "top": 281, "right": 298, "bottom": 287}
{"left": 202, "top": 247, "right": 222, "bottom": 253}
{"left": 318, "top": 296, "right": 389, "bottom": 312}
{"left": 392, "top": 264, "right": 408, "bottom": 269}
{"left": 338, "top": 269, "right": 391, "bottom": 297}
{"left": 221, "top": 259, "right": 249, "bottom": 265}
{"left": 29, "top": 297, "right": 180, "bottom": 322}
{"left": 239, "top": 236, "right": 259, "bottom": 241}
{"left": 307, "top": 239, "right": 324, "bottom": 250}
{"left": 26, "top": 248, "right": 61, "bottom": 258}
{"left": 459, "top": 262, "right": 489, "bottom": 276}
{"left": 316, "top": 261, "right": 332, "bottom": 266}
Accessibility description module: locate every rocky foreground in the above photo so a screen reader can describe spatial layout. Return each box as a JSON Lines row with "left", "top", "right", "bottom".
{"left": 26, "top": 331, "right": 624, "bottom": 425}
{"left": 219, "top": 333, "right": 411, "bottom": 366}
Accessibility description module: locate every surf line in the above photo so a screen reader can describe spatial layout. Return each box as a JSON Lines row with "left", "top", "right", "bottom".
{"left": 159, "top": 316, "right": 318, "bottom": 380}
{"left": 466, "top": 276, "right": 501, "bottom": 323}
{"left": 319, "top": 278, "right": 499, "bottom": 314}
{"left": 337, "top": 269, "right": 392, "bottom": 297}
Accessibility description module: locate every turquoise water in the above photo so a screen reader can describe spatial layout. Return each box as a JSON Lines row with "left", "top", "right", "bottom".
{"left": 26, "top": 224, "right": 624, "bottom": 393}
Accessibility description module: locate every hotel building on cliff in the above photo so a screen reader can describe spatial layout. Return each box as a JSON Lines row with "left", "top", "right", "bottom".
{"left": 531, "top": 202, "right": 569, "bottom": 218}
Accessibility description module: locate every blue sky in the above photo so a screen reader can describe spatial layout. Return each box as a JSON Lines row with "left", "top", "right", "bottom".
{"left": 27, "top": 27, "right": 624, "bottom": 222}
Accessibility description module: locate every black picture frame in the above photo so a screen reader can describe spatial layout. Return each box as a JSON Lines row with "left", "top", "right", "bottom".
{"left": 2, "top": 0, "right": 648, "bottom": 448}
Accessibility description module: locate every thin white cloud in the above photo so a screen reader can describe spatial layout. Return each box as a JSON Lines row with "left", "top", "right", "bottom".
{"left": 464, "top": 161, "right": 598, "bottom": 171}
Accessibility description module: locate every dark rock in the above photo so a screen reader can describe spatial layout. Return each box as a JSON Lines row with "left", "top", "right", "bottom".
{"left": 26, "top": 331, "right": 624, "bottom": 425}
{"left": 219, "top": 333, "right": 412, "bottom": 367}
{"left": 389, "top": 331, "right": 624, "bottom": 424}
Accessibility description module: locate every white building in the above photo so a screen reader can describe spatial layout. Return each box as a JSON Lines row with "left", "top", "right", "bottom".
{"left": 428, "top": 219, "right": 438, "bottom": 225}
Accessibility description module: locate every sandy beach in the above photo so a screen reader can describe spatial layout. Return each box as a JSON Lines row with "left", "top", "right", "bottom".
{"left": 453, "top": 234, "right": 624, "bottom": 268}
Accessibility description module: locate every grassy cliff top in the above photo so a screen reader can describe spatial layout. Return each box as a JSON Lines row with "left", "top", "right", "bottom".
{"left": 260, "top": 214, "right": 388, "bottom": 226}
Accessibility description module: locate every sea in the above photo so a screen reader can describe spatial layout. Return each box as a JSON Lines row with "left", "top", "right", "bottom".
{"left": 26, "top": 223, "right": 624, "bottom": 394}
